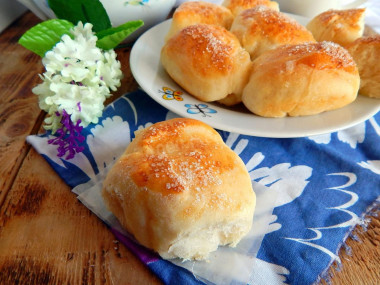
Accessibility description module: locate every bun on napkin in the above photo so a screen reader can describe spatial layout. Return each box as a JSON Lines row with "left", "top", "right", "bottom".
{"left": 161, "top": 24, "right": 252, "bottom": 103}
{"left": 165, "top": 1, "right": 234, "bottom": 41}
{"left": 347, "top": 35, "right": 380, "bottom": 99}
{"left": 242, "top": 41, "right": 360, "bottom": 117}
{"left": 102, "top": 118, "right": 256, "bottom": 261}
{"left": 222, "top": 0, "right": 279, "bottom": 16}
{"left": 306, "top": 9, "right": 366, "bottom": 47}
{"left": 230, "top": 6, "right": 316, "bottom": 60}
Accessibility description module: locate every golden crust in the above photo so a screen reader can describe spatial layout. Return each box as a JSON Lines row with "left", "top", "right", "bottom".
{"left": 222, "top": 0, "right": 279, "bottom": 16}
{"left": 124, "top": 118, "right": 225, "bottom": 195}
{"left": 306, "top": 8, "right": 366, "bottom": 47}
{"left": 161, "top": 24, "right": 252, "bottom": 102}
{"left": 102, "top": 118, "right": 256, "bottom": 260}
{"left": 267, "top": 41, "right": 358, "bottom": 73}
{"left": 171, "top": 25, "right": 236, "bottom": 76}
{"left": 231, "top": 6, "right": 316, "bottom": 60}
{"left": 347, "top": 35, "right": 380, "bottom": 98}
{"left": 165, "top": 1, "right": 234, "bottom": 41}
{"left": 242, "top": 42, "right": 360, "bottom": 117}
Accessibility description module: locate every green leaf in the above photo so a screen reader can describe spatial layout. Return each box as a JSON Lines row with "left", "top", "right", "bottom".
{"left": 18, "top": 19, "right": 74, "bottom": 57}
{"left": 96, "top": 20, "right": 144, "bottom": 50}
{"left": 48, "top": 0, "right": 111, "bottom": 33}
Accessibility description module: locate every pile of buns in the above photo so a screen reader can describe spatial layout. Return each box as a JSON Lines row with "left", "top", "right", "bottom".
{"left": 161, "top": 0, "right": 379, "bottom": 118}
{"left": 102, "top": 118, "right": 256, "bottom": 261}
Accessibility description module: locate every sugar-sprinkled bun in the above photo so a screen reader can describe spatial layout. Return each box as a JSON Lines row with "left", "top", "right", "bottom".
{"left": 306, "top": 8, "right": 366, "bottom": 47}
{"left": 242, "top": 42, "right": 360, "bottom": 117}
{"left": 161, "top": 24, "right": 252, "bottom": 103}
{"left": 102, "top": 118, "right": 256, "bottom": 261}
{"left": 165, "top": 1, "right": 234, "bottom": 41}
{"left": 222, "top": 0, "right": 279, "bottom": 16}
{"left": 347, "top": 35, "right": 380, "bottom": 99}
{"left": 230, "top": 6, "right": 315, "bottom": 60}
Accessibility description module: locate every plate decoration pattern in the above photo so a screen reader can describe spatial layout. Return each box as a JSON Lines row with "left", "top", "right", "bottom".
{"left": 159, "top": 86, "right": 183, "bottom": 101}
{"left": 124, "top": 0, "right": 150, "bottom": 5}
{"left": 185, "top": 103, "right": 217, "bottom": 117}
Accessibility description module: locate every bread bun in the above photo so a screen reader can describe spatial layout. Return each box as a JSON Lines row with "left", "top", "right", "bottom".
{"left": 161, "top": 24, "right": 252, "bottom": 103}
{"left": 347, "top": 35, "right": 380, "bottom": 99}
{"left": 306, "top": 9, "right": 366, "bottom": 47}
{"left": 230, "top": 6, "right": 315, "bottom": 60}
{"left": 102, "top": 118, "right": 256, "bottom": 261}
{"left": 242, "top": 41, "right": 360, "bottom": 117}
{"left": 217, "top": 92, "right": 243, "bottom": 106}
{"left": 165, "top": 1, "right": 234, "bottom": 41}
{"left": 222, "top": 0, "right": 279, "bottom": 16}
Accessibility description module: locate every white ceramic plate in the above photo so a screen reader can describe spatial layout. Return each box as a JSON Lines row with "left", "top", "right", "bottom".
{"left": 130, "top": 17, "right": 380, "bottom": 138}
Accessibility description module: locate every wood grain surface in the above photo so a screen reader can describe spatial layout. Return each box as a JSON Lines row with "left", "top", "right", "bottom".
{"left": 0, "top": 11, "right": 379, "bottom": 285}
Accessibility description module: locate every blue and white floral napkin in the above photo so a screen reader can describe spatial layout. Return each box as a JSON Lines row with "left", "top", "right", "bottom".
{"left": 27, "top": 89, "right": 380, "bottom": 285}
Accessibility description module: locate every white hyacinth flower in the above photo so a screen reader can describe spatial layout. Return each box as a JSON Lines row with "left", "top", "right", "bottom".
{"left": 33, "top": 22, "right": 123, "bottom": 133}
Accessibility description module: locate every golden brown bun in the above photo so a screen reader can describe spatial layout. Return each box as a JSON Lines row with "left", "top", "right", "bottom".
{"left": 230, "top": 6, "right": 315, "bottom": 60}
{"left": 217, "top": 92, "right": 243, "bottom": 106}
{"left": 161, "top": 24, "right": 252, "bottom": 103}
{"left": 102, "top": 118, "right": 256, "bottom": 261}
{"left": 306, "top": 8, "right": 366, "bottom": 47}
{"left": 165, "top": 1, "right": 234, "bottom": 41}
{"left": 222, "top": 0, "right": 279, "bottom": 16}
{"left": 242, "top": 42, "right": 360, "bottom": 117}
{"left": 347, "top": 35, "right": 380, "bottom": 99}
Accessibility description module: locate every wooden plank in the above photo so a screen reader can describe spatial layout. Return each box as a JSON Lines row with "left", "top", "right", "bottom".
{"left": 0, "top": 148, "right": 161, "bottom": 285}
{"left": 0, "top": 12, "right": 44, "bottom": 205}
{"left": 324, "top": 213, "right": 380, "bottom": 285}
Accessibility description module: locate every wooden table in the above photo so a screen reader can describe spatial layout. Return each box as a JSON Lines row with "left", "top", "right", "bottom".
{"left": 0, "top": 12, "right": 379, "bottom": 285}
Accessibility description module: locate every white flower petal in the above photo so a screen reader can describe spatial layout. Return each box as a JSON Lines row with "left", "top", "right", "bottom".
{"left": 34, "top": 22, "right": 122, "bottom": 131}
